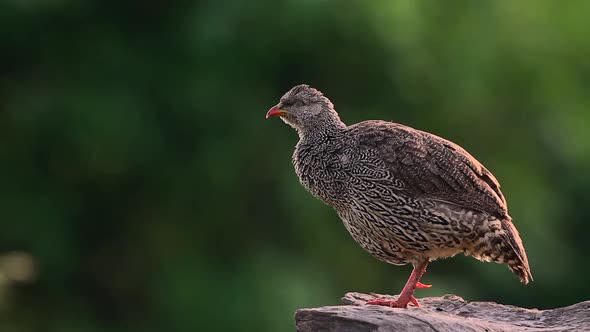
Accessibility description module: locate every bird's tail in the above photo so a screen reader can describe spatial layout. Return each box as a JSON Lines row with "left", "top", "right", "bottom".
{"left": 499, "top": 218, "right": 533, "bottom": 284}
{"left": 468, "top": 217, "right": 533, "bottom": 284}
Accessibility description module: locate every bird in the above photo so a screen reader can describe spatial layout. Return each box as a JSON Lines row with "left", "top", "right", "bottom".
{"left": 265, "top": 84, "right": 532, "bottom": 308}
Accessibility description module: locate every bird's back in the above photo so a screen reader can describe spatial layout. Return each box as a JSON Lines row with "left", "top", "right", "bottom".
{"left": 348, "top": 120, "right": 508, "bottom": 216}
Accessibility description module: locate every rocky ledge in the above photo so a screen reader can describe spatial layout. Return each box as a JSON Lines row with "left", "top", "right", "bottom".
{"left": 295, "top": 292, "right": 590, "bottom": 332}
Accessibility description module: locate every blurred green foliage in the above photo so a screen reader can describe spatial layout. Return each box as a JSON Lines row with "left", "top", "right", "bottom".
{"left": 1, "top": 0, "right": 589, "bottom": 331}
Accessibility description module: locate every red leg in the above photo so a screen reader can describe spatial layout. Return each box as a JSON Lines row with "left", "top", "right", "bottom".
{"left": 367, "top": 260, "right": 430, "bottom": 308}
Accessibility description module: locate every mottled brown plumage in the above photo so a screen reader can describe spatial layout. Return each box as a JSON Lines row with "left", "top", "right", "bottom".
{"left": 266, "top": 84, "right": 532, "bottom": 307}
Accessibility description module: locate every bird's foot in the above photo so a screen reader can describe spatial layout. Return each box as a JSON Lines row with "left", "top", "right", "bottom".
{"left": 366, "top": 296, "right": 420, "bottom": 308}
{"left": 415, "top": 281, "right": 432, "bottom": 289}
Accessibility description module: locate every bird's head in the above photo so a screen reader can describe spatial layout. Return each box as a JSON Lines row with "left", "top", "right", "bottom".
{"left": 266, "top": 84, "right": 344, "bottom": 134}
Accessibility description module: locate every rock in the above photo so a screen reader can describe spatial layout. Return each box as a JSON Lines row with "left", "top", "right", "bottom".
{"left": 294, "top": 292, "right": 590, "bottom": 332}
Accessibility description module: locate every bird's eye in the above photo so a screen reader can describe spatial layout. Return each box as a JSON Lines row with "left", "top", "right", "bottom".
{"left": 294, "top": 100, "right": 304, "bottom": 107}
{"left": 282, "top": 100, "right": 293, "bottom": 107}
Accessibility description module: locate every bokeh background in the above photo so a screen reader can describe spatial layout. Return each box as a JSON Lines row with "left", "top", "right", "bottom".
{"left": 1, "top": 1, "right": 589, "bottom": 331}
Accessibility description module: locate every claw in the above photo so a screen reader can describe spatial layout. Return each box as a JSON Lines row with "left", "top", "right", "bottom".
{"left": 415, "top": 281, "right": 432, "bottom": 289}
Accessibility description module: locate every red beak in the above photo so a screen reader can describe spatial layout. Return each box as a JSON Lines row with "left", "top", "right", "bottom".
{"left": 266, "top": 105, "right": 288, "bottom": 118}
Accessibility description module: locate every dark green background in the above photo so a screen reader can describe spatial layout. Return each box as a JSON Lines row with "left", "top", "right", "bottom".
{"left": 1, "top": 1, "right": 589, "bottom": 331}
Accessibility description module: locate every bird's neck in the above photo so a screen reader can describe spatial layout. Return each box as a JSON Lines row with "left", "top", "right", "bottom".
{"left": 293, "top": 117, "right": 347, "bottom": 207}
{"left": 296, "top": 112, "right": 346, "bottom": 142}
